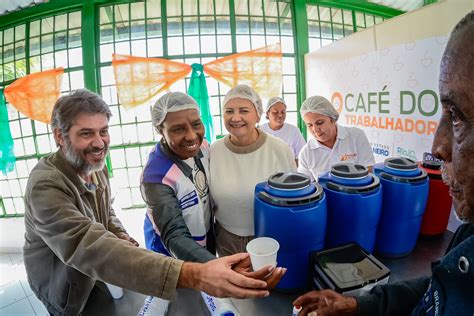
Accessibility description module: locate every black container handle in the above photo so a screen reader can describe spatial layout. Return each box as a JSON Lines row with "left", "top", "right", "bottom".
{"left": 384, "top": 157, "right": 418, "bottom": 171}
{"left": 258, "top": 183, "right": 324, "bottom": 207}
{"left": 379, "top": 169, "right": 428, "bottom": 183}
{"left": 331, "top": 163, "right": 369, "bottom": 179}
{"left": 325, "top": 174, "right": 380, "bottom": 194}
{"left": 268, "top": 172, "right": 311, "bottom": 190}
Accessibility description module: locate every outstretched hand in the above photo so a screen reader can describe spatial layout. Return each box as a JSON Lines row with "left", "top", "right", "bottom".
{"left": 179, "top": 253, "right": 270, "bottom": 299}
{"left": 293, "top": 290, "right": 358, "bottom": 316}
{"left": 232, "top": 256, "right": 287, "bottom": 290}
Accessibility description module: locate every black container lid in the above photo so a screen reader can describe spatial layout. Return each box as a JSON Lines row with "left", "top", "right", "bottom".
{"left": 331, "top": 163, "right": 369, "bottom": 179}
{"left": 268, "top": 172, "right": 310, "bottom": 190}
{"left": 311, "top": 243, "right": 391, "bottom": 293}
{"left": 384, "top": 157, "right": 418, "bottom": 170}
{"left": 422, "top": 160, "right": 442, "bottom": 170}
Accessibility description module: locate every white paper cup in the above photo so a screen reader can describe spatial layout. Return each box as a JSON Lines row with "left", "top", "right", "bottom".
{"left": 246, "top": 237, "right": 279, "bottom": 271}
{"left": 106, "top": 283, "right": 123, "bottom": 299}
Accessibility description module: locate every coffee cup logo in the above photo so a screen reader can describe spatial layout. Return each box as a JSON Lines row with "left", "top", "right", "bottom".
{"left": 331, "top": 92, "right": 343, "bottom": 113}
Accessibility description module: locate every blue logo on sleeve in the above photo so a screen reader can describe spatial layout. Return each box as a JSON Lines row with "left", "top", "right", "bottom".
{"left": 179, "top": 191, "right": 199, "bottom": 210}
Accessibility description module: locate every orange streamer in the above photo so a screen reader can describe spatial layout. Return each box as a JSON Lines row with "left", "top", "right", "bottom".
{"left": 4, "top": 68, "right": 64, "bottom": 124}
{"left": 204, "top": 43, "right": 282, "bottom": 98}
{"left": 112, "top": 54, "right": 191, "bottom": 109}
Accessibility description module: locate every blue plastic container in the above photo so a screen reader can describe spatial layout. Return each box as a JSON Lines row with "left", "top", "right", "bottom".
{"left": 318, "top": 163, "right": 382, "bottom": 253}
{"left": 374, "top": 157, "right": 429, "bottom": 257}
{"left": 254, "top": 172, "right": 327, "bottom": 292}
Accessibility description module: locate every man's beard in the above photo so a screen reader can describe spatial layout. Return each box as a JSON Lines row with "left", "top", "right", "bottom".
{"left": 64, "top": 137, "right": 108, "bottom": 176}
{"left": 440, "top": 162, "right": 472, "bottom": 223}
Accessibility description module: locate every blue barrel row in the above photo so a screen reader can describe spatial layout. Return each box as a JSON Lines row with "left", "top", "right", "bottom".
{"left": 254, "top": 157, "right": 429, "bottom": 292}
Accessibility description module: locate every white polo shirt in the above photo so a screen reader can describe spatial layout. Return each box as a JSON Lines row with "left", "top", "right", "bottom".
{"left": 261, "top": 123, "right": 306, "bottom": 158}
{"left": 297, "top": 124, "right": 375, "bottom": 181}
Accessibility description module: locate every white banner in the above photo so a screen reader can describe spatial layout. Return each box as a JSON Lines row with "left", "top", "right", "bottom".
{"left": 306, "top": 35, "right": 449, "bottom": 162}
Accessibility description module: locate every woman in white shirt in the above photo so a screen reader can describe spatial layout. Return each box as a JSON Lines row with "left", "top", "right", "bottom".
{"left": 297, "top": 96, "right": 375, "bottom": 181}
{"left": 210, "top": 85, "right": 296, "bottom": 256}
{"left": 261, "top": 97, "right": 306, "bottom": 165}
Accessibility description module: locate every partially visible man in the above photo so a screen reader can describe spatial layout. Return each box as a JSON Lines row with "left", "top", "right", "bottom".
{"left": 23, "top": 90, "right": 273, "bottom": 316}
{"left": 293, "top": 10, "right": 474, "bottom": 316}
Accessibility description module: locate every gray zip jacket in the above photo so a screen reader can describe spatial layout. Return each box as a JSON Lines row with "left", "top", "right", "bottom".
{"left": 23, "top": 150, "right": 183, "bottom": 315}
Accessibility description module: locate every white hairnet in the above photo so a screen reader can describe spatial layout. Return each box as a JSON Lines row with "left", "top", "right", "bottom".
{"left": 300, "top": 96, "right": 339, "bottom": 121}
{"left": 266, "top": 97, "right": 286, "bottom": 112}
{"left": 152, "top": 92, "right": 200, "bottom": 127}
{"left": 222, "top": 84, "right": 263, "bottom": 117}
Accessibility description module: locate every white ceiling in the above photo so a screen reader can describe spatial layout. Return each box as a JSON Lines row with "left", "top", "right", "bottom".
{"left": 369, "top": 0, "right": 425, "bottom": 12}
{"left": 0, "top": 0, "right": 47, "bottom": 16}
{"left": 0, "top": 0, "right": 427, "bottom": 18}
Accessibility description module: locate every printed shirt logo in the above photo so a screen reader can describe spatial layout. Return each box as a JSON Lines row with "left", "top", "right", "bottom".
{"left": 340, "top": 153, "right": 357, "bottom": 161}
{"left": 416, "top": 282, "right": 439, "bottom": 316}
{"left": 179, "top": 190, "right": 199, "bottom": 210}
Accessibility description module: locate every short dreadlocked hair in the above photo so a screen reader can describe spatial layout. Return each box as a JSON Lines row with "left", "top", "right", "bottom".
{"left": 452, "top": 10, "right": 474, "bottom": 34}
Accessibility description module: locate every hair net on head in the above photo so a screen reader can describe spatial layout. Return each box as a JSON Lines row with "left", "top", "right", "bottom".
{"left": 152, "top": 92, "right": 200, "bottom": 127}
{"left": 266, "top": 97, "right": 286, "bottom": 112}
{"left": 223, "top": 84, "right": 263, "bottom": 117}
{"left": 300, "top": 96, "right": 339, "bottom": 121}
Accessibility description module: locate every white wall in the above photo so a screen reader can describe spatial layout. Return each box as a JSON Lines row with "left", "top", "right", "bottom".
{"left": 304, "top": 0, "right": 474, "bottom": 162}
